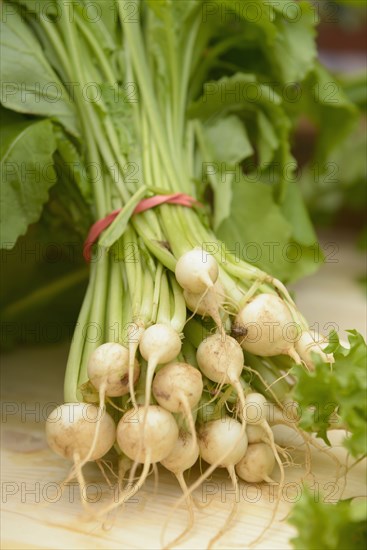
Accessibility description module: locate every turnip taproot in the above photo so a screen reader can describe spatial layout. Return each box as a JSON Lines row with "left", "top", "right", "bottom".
{"left": 235, "top": 442, "right": 275, "bottom": 483}
{"left": 139, "top": 323, "right": 182, "bottom": 432}
{"left": 183, "top": 280, "right": 225, "bottom": 330}
{"left": 196, "top": 332, "right": 247, "bottom": 418}
{"left": 198, "top": 417, "right": 248, "bottom": 548}
{"left": 175, "top": 248, "right": 219, "bottom": 294}
{"left": 87, "top": 342, "right": 139, "bottom": 397}
{"left": 161, "top": 430, "right": 199, "bottom": 546}
{"left": 235, "top": 293, "right": 302, "bottom": 363}
{"left": 295, "top": 331, "right": 334, "bottom": 369}
{"left": 152, "top": 362, "right": 203, "bottom": 447}
{"left": 46, "top": 402, "right": 115, "bottom": 461}
{"left": 117, "top": 405, "right": 178, "bottom": 464}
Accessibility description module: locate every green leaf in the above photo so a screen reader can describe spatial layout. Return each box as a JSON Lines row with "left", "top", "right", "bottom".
{"left": 147, "top": 0, "right": 200, "bottom": 25}
{"left": 0, "top": 8, "right": 79, "bottom": 136}
{"left": 301, "top": 63, "right": 358, "bottom": 162}
{"left": 204, "top": 115, "right": 253, "bottom": 165}
{"left": 272, "top": 1, "right": 317, "bottom": 83}
{"left": 292, "top": 331, "right": 367, "bottom": 456}
{"left": 189, "top": 73, "right": 281, "bottom": 121}
{"left": 189, "top": 72, "right": 293, "bottom": 200}
{"left": 215, "top": 173, "right": 322, "bottom": 282}
{"left": 0, "top": 109, "right": 57, "bottom": 248}
{"left": 256, "top": 111, "right": 279, "bottom": 167}
{"left": 54, "top": 128, "right": 92, "bottom": 205}
{"left": 200, "top": 115, "right": 253, "bottom": 230}
{"left": 217, "top": 174, "right": 291, "bottom": 275}
{"left": 205, "top": 0, "right": 277, "bottom": 45}
{"left": 8, "top": 0, "right": 58, "bottom": 12}
{"left": 289, "top": 490, "right": 367, "bottom": 550}
{"left": 282, "top": 181, "right": 317, "bottom": 246}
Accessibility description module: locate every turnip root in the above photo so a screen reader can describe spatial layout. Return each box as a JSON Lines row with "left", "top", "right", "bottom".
{"left": 46, "top": 403, "right": 116, "bottom": 510}
{"left": 183, "top": 280, "right": 225, "bottom": 330}
{"left": 242, "top": 393, "right": 284, "bottom": 477}
{"left": 235, "top": 293, "right": 302, "bottom": 363}
{"left": 198, "top": 417, "right": 248, "bottom": 548}
{"left": 198, "top": 417, "right": 248, "bottom": 468}
{"left": 235, "top": 442, "right": 275, "bottom": 483}
{"left": 196, "top": 333, "right": 246, "bottom": 414}
{"left": 175, "top": 248, "right": 218, "bottom": 294}
{"left": 241, "top": 392, "right": 285, "bottom": 545}
{"left": 295, "top": 331, "right": 334, "bottom": 369}
{"left": 161, "top": 429, "right": 199, "bottom": 474}
{"left": 102, "top": 406, "right": 180, "bottom": 516}
{"left": 161, "top": 430, "right": 199, "bottom": 546}
{"left": 152, "top": 362, "right": 203, "bottom": 448}
{"left": 117, "top": 405, "right": 178, "bottom": 464}
{"left": 87, "top": 342, "right": 139, "bottom": 397}
{"left": 246, "top": 424, "right": 267, "bottom": 444}
{"left": 97, "top": 407, "right": 177, "bottom": 517}
{"left": 46, "top": 403, "right": 115, "bottom": 461}
{"left": 139, "top": 324, "right": 182, "bottom": 436}
{"left": 86, "top": 342, "right": 139, "bottom": 473}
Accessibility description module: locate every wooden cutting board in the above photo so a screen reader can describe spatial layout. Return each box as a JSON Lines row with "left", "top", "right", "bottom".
{"left": 1, "top": 233, "right": 366, "bottom": 549}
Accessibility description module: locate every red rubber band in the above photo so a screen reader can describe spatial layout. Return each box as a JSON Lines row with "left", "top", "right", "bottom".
{"left": 83, "top": 193, "right": 201, "bottom": 261}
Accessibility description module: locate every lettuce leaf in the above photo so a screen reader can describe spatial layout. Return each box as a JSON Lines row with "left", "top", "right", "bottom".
{"left": 291, "top": 330, "right": 367, "bottom": 457}
{"left": 289, "top": 490, "right": 367, "bottom": 550}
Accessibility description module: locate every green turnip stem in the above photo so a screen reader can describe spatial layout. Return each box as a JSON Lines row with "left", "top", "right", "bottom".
{"left": 152, "top": 263, "right": 164, "bottom": 324}
{"left": 169, "top": 274, "right": 187, "bottom": 334}
{"left": 106, "top": 255, "right": 124, "bottom": 343}
{"left": 77, "top": 254, "right": 109, "bottom": 389}
{"left": 64, "top": 268, "right": 95, "bottom": 402}
{"left": 157, "top": 271, "right": 171, "bottom": 325}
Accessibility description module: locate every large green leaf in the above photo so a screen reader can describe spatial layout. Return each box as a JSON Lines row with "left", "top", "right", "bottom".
{"left": 217, "top": 175, "right": 291, "bottom": 277}
{"left": 204, "top": 115, "right": 253, "bottom": 165}
{"left": 0, "top": 8, "right": 79, "bottom": 136}
{"left": 203, "top": 0, "right": 277, "bottom": 45}
{"left": 281, "top": 179, "right": 317, "bottom": 246}
{"left": 199, "top": 115, "right": 253, "bottom": 230}
{"left": 272, "top": 1, "right": 317, "bottom": 82}
{"left": 0, "top": 108, "right": 57, "bottom": 248}
{"left": 216, "top": 174, "right": 322, "bottom": 282}
{"left": 299, "top": 64, "right": 358, "bottom": 161}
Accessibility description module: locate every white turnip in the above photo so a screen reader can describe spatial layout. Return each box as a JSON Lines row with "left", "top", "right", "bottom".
{"left": 235, "top": 293, "right": 302, "bottom": 363}
{"left": 152, "top": 362, "right": 203, "bottom": 447}
{"left": 175, "top": 248, "right": 218, "bottom": 294}
{"left": 295, "top": 331, "right": 334, "bottom": 369}
{"left": 235, "top": 442, "right": 275, "bottom": 483}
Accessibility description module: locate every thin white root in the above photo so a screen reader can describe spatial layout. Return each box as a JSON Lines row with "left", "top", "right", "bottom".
{"left": 180, "top": 395, "right": 198, "bottom": 452}
{"left": 163, "top": 472, "right": 195, "bottom": 549}
{"left": 96, "top": 451, "right": 152, "bottom": 518}
{"left": 161, "top": 417, "right": 247, "bottom": 548}
{"left": 128, "top": 323, "right": 144, "bottom": 408}
{"left": 60, "top": 388, "right": 107, "bottom": 489}
{"left": 73, "top": 451, "right": 93, "bottom": 515}
{"left": 152, "top": 462, "right": 159, "bottom": 497}
{"left": 208, "top": 465, "right": 239, "bottom": 549}
{"left": 96, "top": 460, "right": 114, "bottom": 489}
{"left": 249, "top": 422, "right": 285, "bottom": 547}
{"left": 74, "top": 383, "right": 107, "bottom": 474}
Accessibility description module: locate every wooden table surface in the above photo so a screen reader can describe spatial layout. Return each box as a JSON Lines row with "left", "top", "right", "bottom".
{"left": 1, "top": 232, "right": 366, "bottom": 549}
